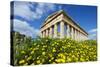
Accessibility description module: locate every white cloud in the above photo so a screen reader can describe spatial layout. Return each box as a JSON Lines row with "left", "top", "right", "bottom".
{"left": 88, "top": 28, "right": 97, "bottom": 33}
{"left": 13, "top": 19, "right": 40, "bottom": 38}
{"left": 14, "top": 2, "right": 33, "bottom": 20}
{"left": 13, "top": 2, "right": 56, "bottom": 20}
{"left": 88, "top": 28, "right": 97, "bottom": 40}
{"left": 88, "top": 33, "right": 97, "bottom": 40}
{"left": 12, "top": 2, "right": 57, "bottom": 38}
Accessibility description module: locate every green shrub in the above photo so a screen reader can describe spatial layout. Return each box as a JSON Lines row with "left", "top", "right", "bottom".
{"left": 12, "top": 32, "right": 97, "bottom": 66}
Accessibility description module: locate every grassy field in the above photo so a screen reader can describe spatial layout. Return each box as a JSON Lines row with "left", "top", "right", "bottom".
{"left": 12, "top": 32, "right": 97, "bottom": 66}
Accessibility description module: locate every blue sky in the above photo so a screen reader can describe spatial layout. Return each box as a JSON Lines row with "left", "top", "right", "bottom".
{"left": 11, "top": 1, "right": 97, "bottom": 40}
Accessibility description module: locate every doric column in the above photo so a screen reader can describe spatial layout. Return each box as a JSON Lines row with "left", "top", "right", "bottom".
{"left": 86, "top": 35, "right": 88, "bottom": 40}
{"left": 71, "top": 27, "right": 74, "bottom": 39}
{"left": 84, "top": 36, "right": 85, "bottom": 40}
{"left": 79, "top": 32, "right": 81, "bottom": 41}
{"left": 76, "top": 30, "right": 78, "bottom": 41}
{"left": 74, "top": 29, "right": 77, "bottom": 40}
{"left": 82, "top": 33, "right": 83, "bottom": 41}
{"left": 81, "top": 33, "right": 82, "bottom": 41}
{"left": 85, "top": 35, "right": 86, "bottom": 40}
{"left": 60, "top": 21, "right": 64, "bottom": 38}
{"left": 85, "top": 36, "right": 86, "bottom": 40}
{"left": 82, "top": 34, "right": 84, "bottom": 41}
{"left": 43, "top": 31, "right": 45, "bottom": 37}
{"left": 54, "top": 23, "right": 58, "bottom": 38}
{"left": 73, "top": 28, "right": 75, "bottom": 40}
{"left": 46, "top": 29, "right": 48, "bottom": 37}
{"left": 82, "top": 34, "right": 84, "bottom": 40}
{"left": 82, "top": 34, "right": 83, "bottom": 41}
{"left": 84, "top": 35, "right": 86, "bottom": 40}
{"left": 77, "top": 31, "right": 80, "bottom": 41}
{"left": 49, "top": 27, "right": 53, "bottom": 38}
{"left": 43, "top": 30, "right": 46, "bottom": 37}
{"left": 78, "top": 32, "right": 80, "bottom": 41}
{"left": 42, "top": 31, "right": 44, "bottom": 37}
{"left": 67, "top": 24, "right": 70, "bottom": 38}
{"left": 86, "top": 36, "right": 88, "bottom": 40}
{"left": 83, "top": 34, "right": 85, "bottom": 41}
{"left": 86, "top": 36, "right": 87, "bottom": 40}
{"left": 83, "top": 34, "right": 84, "bottom": 41}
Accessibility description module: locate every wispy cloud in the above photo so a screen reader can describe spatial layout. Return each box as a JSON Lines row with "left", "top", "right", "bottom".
{"left": 88, "top": 28, "right": 97, "bottom": 33}
{"left": 13, "top": 19, "right": 40, "bottom": 38}
{"left": 88, "top": 28, "right": 97, "bottom": 40}
{"left": 13, "top": 1, "right": 56, "bottom": 21}
{"left": 88, "top": 33, "right": 97, "bottom": 40}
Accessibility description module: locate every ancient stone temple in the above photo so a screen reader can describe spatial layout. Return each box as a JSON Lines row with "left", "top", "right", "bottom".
{"left": 40, "top": 10, "right": 88, "bottom": 41}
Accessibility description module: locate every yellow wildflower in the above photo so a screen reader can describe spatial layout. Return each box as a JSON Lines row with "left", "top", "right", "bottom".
{"left": 52, "top": 62, "right": 56, "bottom": 64}
{"left": 34, "top": 43, "right": 36, "bottom": 45}
{"left": 19, "top": 60, "right": 25, "bottom": 64}
{"left": 27, "top": 56, "right": 32, "bottom": 61}
{"left": 37, "top": 60, "right": 40, "bottom": 64}
{"left": 42, "top": 48, "right": 45, "bottom": 50}
{"left": 46, "top": 39, "right": 48, "bottom": 42}
{"left": 42, "top": 52, "right": 46, "bottom": 55}
{"left": 62, "top": 55, "right": 66, "bottom": 59}
{"left": 80, "top": 57, "right": 85, "bottom": 62}
{"left": 49, "top": 54, "right": 52, "bottom": 57}
{"left": 74, "top": 57, "right": 78, "bottom": 61}
{"left": 29, "top": 48, "right": 32, "bottom": 50}
{"left": 61, "top": 59, "right": 66, "bottom": 63}
{"left": 51, "top": 57, "right": 54, "bottom": 60}
{"left": 49, "top": 59, "right": 52, "bottom": 62}
{"left": 37, "top": 57, "right": 39, "bottom": 59}
{"left": 42, "top": 59, "right": 45, "bottom": 62}
{"left": 21, "top": 51, "right": 26, "bottom": 54}
{"left": 55, "top": 59, "right": 61, "bottom": 63}
{"left": 52, "top": 48, "right": 56, "bottom": 52}
{"left": 23, "top": 62, "right": 28, "bottom": 65}
{"left": 67, "top": 57, "right": 72, "bottom": 62}
{"left": 54, "top": 42, "right": 57, "bottom": 44}
{"left": 52, "top": 44, "right": 55, "bottom": 46}
{"left": 31, "top": 51, "right": 34, "bottom": 54}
